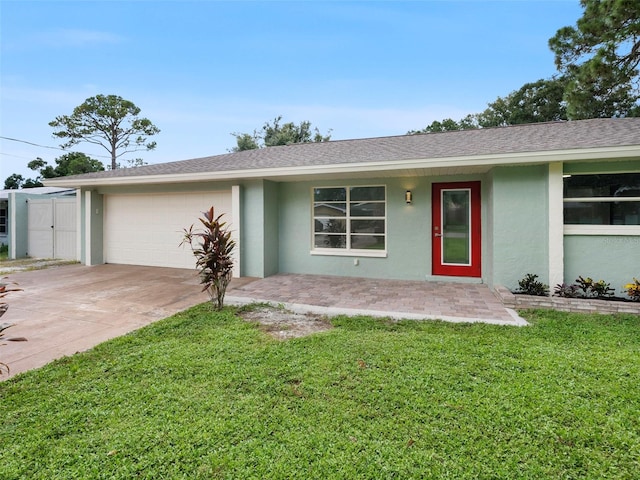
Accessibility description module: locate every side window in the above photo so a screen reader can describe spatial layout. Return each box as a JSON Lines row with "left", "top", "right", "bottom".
{"left": 563, "top": 173, "right": 640, "bottom": 226}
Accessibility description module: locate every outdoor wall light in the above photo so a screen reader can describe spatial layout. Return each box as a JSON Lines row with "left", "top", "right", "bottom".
{"left": 405, "top": 190, "right": 413, "bottom": 204}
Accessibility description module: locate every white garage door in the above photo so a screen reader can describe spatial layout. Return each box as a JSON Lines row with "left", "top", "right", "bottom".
{"left": 104, "top": 191, "right": 232, "bottom": 269}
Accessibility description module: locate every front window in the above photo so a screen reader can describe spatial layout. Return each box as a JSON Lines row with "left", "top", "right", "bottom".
{"left": 563, "top": 173, "right": 640, "bottom": 226}
{"left": 0, "top": 205, "right": 6, "bottom": 234}
{"left": 313, "top": 186, "right": 386, "bottom": 253}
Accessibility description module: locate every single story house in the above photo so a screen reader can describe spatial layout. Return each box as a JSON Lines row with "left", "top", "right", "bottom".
{"left": 2, "top": 187, "right": 76, "bottom": 258}
{"left": 45, "top": 118, "right": 640, "bottom": 296}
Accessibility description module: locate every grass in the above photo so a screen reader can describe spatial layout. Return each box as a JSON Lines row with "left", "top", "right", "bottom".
{"left": 1, "top": 307, "right": 639, "bottom": 479}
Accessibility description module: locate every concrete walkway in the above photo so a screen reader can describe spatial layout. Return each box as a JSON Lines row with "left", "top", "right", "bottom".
{"left": 228, "top": 273, "right": 525, "bottom": 326}
{"left": 1, "top": 264, "right": 524, "bottom": 380}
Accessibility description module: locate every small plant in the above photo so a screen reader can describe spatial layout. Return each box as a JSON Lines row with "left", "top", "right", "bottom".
{"left": 575, "top": 276, "right": 594, "bottom": 297}
{"left": 181, "top": 207, "right": 236, "bottom": 311}
{"left": 1, "top": 279, "right": 26, "bottom": 375}
{"left": 624, "top": 278, "right": 640, "bottom": 301}
{"left": 575, "top": 276, "right": 615, "bottom": 298}
{"left": 516, "top": 273, "right": 549, "bottom": 297}
{"left": 554, "top": 283, "right": 580, "bottom": 298}
{"left": 590, "top": 279, "right": 615, "bottom": 298}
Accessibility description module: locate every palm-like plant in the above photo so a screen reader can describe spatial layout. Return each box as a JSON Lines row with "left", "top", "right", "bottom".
{"left": 1, "top": 280, "right": 26, "bottom": 375}
{"left": 181, "top": 207, "right": 236, "bottom": 310}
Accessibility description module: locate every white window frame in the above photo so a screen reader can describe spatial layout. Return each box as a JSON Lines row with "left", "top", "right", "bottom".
{"left": 563, "top": 173, "right": 640, "bottom": 236}
{"left": 311, "top": 185, "right": 387, "bottom": 257}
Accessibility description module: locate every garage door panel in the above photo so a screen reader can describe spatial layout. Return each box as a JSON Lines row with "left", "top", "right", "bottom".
{"left": 105, "top": 192, "right": 231, "bottom": 269}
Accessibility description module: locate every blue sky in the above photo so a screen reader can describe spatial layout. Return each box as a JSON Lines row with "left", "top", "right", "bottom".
{"left": 1, "top": 0, "right": 583, "bottom": 182}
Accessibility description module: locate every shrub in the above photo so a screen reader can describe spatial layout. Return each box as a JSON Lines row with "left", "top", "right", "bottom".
{"left": 624, "top": 278, "right": 640, "bottom": 301}
{"left": 515, "top": 273, "right": 549, "bottom": 296}
{"left": 181, "top": 207, "right": 236, "bottom": 311}
{"left": 553, "top": 283, "right": 580, "bottom": 298}
{"left": 575, "top": 276, "right": 614, "bottom": 299}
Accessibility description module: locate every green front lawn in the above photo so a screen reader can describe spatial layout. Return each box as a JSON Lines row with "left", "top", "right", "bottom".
{"left": 1, "top": 307, "right": 639, "bottom": 479}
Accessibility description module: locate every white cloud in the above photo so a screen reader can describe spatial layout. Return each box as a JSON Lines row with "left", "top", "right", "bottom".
{"left": 5, "top": 29, "right": 124, "bottom": 51}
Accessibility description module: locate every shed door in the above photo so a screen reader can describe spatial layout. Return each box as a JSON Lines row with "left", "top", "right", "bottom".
{"left": 432, "top": 181, "right": 481, "bottom": 277}
{"left": 104, "top": 192, "right": 232, "bottom": 269}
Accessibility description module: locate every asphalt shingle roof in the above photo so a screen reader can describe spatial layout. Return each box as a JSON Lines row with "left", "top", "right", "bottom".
{"left": 55, "top": 118, "right": 640, "bottom": 181}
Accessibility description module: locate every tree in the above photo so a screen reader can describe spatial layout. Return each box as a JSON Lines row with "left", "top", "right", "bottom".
{"left": 409, "top": 78, "right": 568, "bottom": 134}
{"left": 28, "top": 153, "right": 104, "bottom": 179}
{"left": 477, "top": 78, "right": 568, "bottom": 127}
{"left": 49, "top": 94, "right": 160, "bottom": 170}
{"left": 549, "top": 0, "right": 640, "bottom": 119}
{"left": 117, "top": 158, "right": 148, "bottom": 169}
{"left": 3, "top": 173, "right": 44, "bottom": 189}
{"left": 4, "top": 174, "right": 25, "bottom": 189}
{"left": 407, "top": 118, "right": 468, "bottom": 135}
{"left": 231, "top": 116, "right": 332, "bottom": 151}
{"left": 23, "top": 178, "right": 44, "bottom": 188}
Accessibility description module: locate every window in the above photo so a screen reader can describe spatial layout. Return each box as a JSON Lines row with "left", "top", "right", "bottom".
{"left": 0, "top": 205, "right": 6, "bottom": 235}
{"left": 313, "top": 186, "right": 386, "bottom": 254}
{"left": 564, "top": 173, "right": 640, "bottom": 226}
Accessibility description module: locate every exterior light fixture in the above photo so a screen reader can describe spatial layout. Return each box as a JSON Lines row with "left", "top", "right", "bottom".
{"left": 405, "top": 190, "right": 413, "bottom": 204}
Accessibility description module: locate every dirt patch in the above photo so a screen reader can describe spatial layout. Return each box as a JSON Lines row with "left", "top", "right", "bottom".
{"left": 0, "top": 259, "right": 79, "bottom": 275}
{"left": 238, "top": 305, "right": 333, "bottom": 339}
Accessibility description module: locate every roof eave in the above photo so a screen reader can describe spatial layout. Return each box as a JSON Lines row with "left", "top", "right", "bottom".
{"left": 43, "top": 145, "right": 640, "bottom": 188}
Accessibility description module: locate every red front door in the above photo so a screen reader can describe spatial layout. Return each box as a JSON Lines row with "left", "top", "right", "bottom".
{"left": 432, "top": 181, "right": 481, "bottom": 277}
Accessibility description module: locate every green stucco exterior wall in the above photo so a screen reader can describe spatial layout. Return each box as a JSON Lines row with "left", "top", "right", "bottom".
{"left": 487, "top": 165, "right": 549, "bottom": 291}
{"left": 8, "top": 193, "right": 29, "bottom": 259}
{"left": 564, "top": 235, "right": 639, "bottom": 297}
{"left": 277, "top": 177, "right": 433, "bottom": 281}
{"left": 240, "top": 180, "right": 279, "bottom": 278}
{"left": 87, "top": 190, "right": 104, "bottom": 265}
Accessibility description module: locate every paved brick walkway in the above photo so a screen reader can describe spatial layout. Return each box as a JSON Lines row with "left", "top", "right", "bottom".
{"left": 228, "top": 274, "right": 526, "bottom": 325}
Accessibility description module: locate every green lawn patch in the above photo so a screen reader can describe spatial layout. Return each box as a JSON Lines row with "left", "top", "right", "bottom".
{"left": 1, "top": 307, "right": 639, "bottom": 479}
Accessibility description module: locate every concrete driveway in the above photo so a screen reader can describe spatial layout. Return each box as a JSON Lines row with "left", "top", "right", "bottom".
{"left": 1, "top": 264, "right": 211, "bottom": 379}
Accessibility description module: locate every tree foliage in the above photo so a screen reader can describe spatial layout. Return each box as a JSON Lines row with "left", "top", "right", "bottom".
{"left": 412, "top": 1, "right": 639, "bottom": 134}
{"left": 3, "top": 174, "right": 43, "bottom": 189}
{"left": 479, "top": 78, "right": 568, "bottom": 126}
{"left": 231, "top": 116, "right": 331, "bottom": 151}
{"left": 28, "top": 152, "right": 104, "bottom": 179}
{"left": 4, "top": 174, "right": 25, "bottom": 189}
{"left": 407, "top": 77, "right": 567, "bottom": 135}
{"left": 549, "top": 0, "right": 640, "bottom": 118}
{"left": 49, "top": 94, "right": 160, "bottom": 170}
{"left": 409, "top": 78, "right": 569, "bottom": 134}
